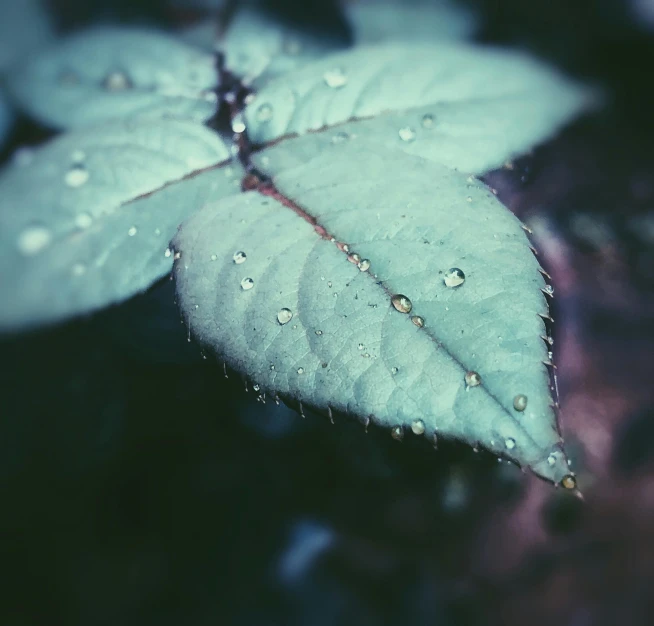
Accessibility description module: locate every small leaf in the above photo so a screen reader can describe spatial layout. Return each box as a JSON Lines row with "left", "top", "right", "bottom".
{"left": 244, "top": 42, "right": 596, "bottom": 173}
{"left": 345, "top": 0, "right": 479, "bottom": 44}
{"left": 173, "top": 136, "right": 570, "bottom": 484}
{"left": 0, "top": 118, "right": 241, "bottom": 331}
{"left": 7, "top": 27, "right": 219, "bottom": 129}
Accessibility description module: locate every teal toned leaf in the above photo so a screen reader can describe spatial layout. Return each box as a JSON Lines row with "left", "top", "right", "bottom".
{"left": 173, "top": 136, "right": 572, "bottom": 485}
{"left": 244, "top": 42, "right": 596, "bottom": 173}
{"left": 7, "top": 27, "right": 219, "bottom": 129}
{"left": 0, "top": 119, "right": 241, "bottom": 332}
{"left": 0, "top": 0, "right": 54, "bottom": 72}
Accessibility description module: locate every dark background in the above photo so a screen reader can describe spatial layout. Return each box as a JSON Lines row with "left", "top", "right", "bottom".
{"left": 1, "top": 1, "right": 654, "bottom": 624}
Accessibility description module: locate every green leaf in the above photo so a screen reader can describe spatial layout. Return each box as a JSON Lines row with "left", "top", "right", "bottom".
{"left": 7, "top": 27, "right": 219, "bottom": 129}
{"left": 172, "top": 136, "right": 572, "bottom": 485}
{"left": 0, "top": 118, "right": 242, "bottom": 332}
{"left": 244, "top": 42, "right": 596, "bottom": 173}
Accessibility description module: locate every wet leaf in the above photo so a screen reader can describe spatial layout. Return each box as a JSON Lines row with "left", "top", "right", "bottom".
{"left": 0, "top": 0, "right": 54, "bottom": 72}
{"left": 244, "top": 42, "right": 596, "bottom": 173}
{"left": 0, "top": 118, "right": 241, "bottom": 331}
{"left": 173, "top": 136, "right": 571, "bottom": 484}
{"left": 7, "top": 27, "right": 219, "bottom": 129}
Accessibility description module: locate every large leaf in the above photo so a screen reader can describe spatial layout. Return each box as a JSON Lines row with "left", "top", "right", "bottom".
{"left": 172, "top": 136, "right": 573, "bottom": 486}
{"left": 7, "top": 27, "right": 219, "bottom": 129}
{"left": 0, "top": 119, "right": 242, "bottom": 332}
{"left": 0, "top": 0, "right": 54, "bottom": 72}
{"left": 244, "top": 42, "right": 595, "bottom": 173}
{"left": 345, "top": 0, "right": 479, "bottom": 43}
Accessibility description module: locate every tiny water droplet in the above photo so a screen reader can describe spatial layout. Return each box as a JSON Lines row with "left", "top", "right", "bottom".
{"left": 391, "top": 294, "right": 412, "bottom": 313}
{"left": 210, "top": 254, "right": 217, "bottom": 261}
{"left": 174, "top": 251, "right": 182, "bottom": 260}
{"left": 17, "top": 224, "right": 52, "bottom": 256}
{"left": 127, "top": 226, "right": 137, "bottom": 237}
{"left": 103, "top": 70, "right": 131, "bottom": 91}
{"left": 270, "top": 364, "right": 275, "bottom": 371}
{"left": 411, "top": 420, "right": 425, "bottom": 435}
{"left": 71, "top": 263, "right": 86, "bottom": 276}
{"left": 466, "top": 196, "right": 473, "bottom": 202}
{"left": 75, "top": 213, "right": 93, "bottom": 230}
{"left": 327, "top": 281, "right": 332, "bottom": 288}
{"left": 347, "top": 252, "right": 361, "bottom": 264}
{"left": 297, "top": 367, "right": 304, "bottom": 375}
{"left": 164, "top": 248, "right": 172, "bottom": 258}
{"left": 444, "top": 268, "right": 465, "bottom": 288}
{"left": 252, "top": 384, "right": 260, "bottom": 392}
{"left": 398, "top": 126, "right": 416, "bottom": 142}
{"left": 391, "top": 426, "right": 404, "bottom": 441}
{"left": 391, "top": 367, "right": 399, "bottom": 375}
{"left": 154, "top": 228, "right": 161, "bottom": 236}
{"left": 505, "top": 438, "right": 516, "bottom": 450}
{"left": 561, "top": 474, "right": 577, "bottom": 490}
{"left": 64, "top": 164, "right": 89, "bottom": 188}
{"left": 233, "top": 250, "right": 247, "bottom": 264}
{"left": 241, "top": 277, "right": 254, "bottom": 290}
{"left": 255, "top": 103, "right": 273, "bottom": 122}
{"left": 421, "top": 113, "right": 435, "bottom": 128}
{"left": 465, "top": 371, "right": 481, "bottom": 387}
{"left": 358, "top": 343, "right": 364, "bottom": 350}
{"left": 543, "top": 284, "right": 554, "bottom": 296}
{"left": 547, "top": 453, "right": 557, "bottom": 467}
{"left": 315, "top": 330, "right": 323, "bottom": 336}
{"left": 331, "top": 132, "right": 349, "bottom": 144}
{"left": 513, "top": 394, "right": 528, "bottom": 411}
{"left": 323, "top": 68, "right": 347, "bottom": 88}
{"left": 277, "top": 308, "right": 293, "bottom": 325}
{"left": 411, "top": 315, "right": 424, "bottom": 328}
{"left": 358, "top": 259, "right": 370, "bottom": 272}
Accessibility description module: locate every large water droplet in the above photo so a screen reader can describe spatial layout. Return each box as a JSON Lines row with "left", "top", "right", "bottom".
{"left": 411, "top": 315, "right": 424, "bottom": 328}
{"left": 358, "top": 259, "right": 371, "bottom": 272}
{"left": 398, "top": 126, "right": 416, "bottom": 142}
{"left": 391, "top": 294, "right": 412, "bottom": 313}
{"left": 103, "top": 70, "right": 131, "bottom": 91}
{"left": 421, "top": 113, "right": 435, "bottom": 128}
{"left": 231, "top": 114, "right": 246, "bottom": 134}
{"left": 233, "top": 250, "right": 247, "bottom": 264}
{"left": 241, "top": 277, "right": 254, "bottom": 290}
{"left": 277, "top": 308, "right": 293, "bottom": 325}
{"left": 323, "top": 68, "right": 347, "bottom": 88}
{"left": 391, "top": 426, "right": 404, "bottom": 441}
{"left": 411, "top": 419, "right": 425, "bottom": 435}
{"left": 561, "top": 474, "right": 577, "bottom": 490}
{"left": 444, "top": 268, "right": 465, "bottom": 288}
{"left": 255, "top": 103, "right": 273, "bottom": 122}
{"left": 64, "top": 164, "right": 89, "bottom": 188}
{"left": 465, "top": 371, "right": 481, "bottom": 387}
{"left": 504, "top": 438, "right": 516, "bottom": 450}
{"left": 17, "top": 224, "right": 52, "bottom": 256}
{"left": 513, "top": 394, "right": 528, "bottom": 411}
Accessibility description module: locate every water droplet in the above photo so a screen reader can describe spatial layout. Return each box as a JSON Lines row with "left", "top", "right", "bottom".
{"left": 277, "top": 308, "right": 293, "bottom": 325}
{"left": 561, "top": 474, "right": 577, "bottom": 490}
{"left": 391, "top": 367, "right": 399, "bottom": 375}
{"left": 255, "top": 103, "right": 273, "bottom": 122}
{"left": 233, "top": 250, "right": 247, "bottom": 264}
{"left": 347, "top": 252, "right": 361, "bottom": 264}
{"left": 71, "top": 262, "right": 86, "bottom": 276}
{"left": 17, "top": 224, "right": 52, "bottom": 256}
{"left": 513, "top": 394, "right": 528, "bottom": 411}
{"left": 64, "top": 164, "right": 89, "bottom": 188}
{"left": 411, "top": 419, "right": 425, "bottom": 435}
{"left": 505, "top": 438, "right": 516, "bottom": 450}
{"left": 398, "top": 126, "right": 416, "bottom": 142}
{"left": 358, "top": 259, "right": 371, "bottom": 272}
{"left": 174, "top": 251, "right": 182, "bottom": 260}
{"left": 391, "top": 294, "right": 412, "bottom": 313}
{"left": 103, "top": 70, "right": 131, "bottom": 91}
{"left": 231, "top": 114, "right": 246, "bottom": 134}
{"left": 465, "top": 371, "right": 481, "bottom": 387}
{"left": 421, "top": 113, "right": 435, "bottom": 128}
{"left": 543, "top": 284, "right": 554, "bottom": 296}
{"left": 241, "top": 277, "right": 254, "bottom": 290}
{"left": 331, "top": 132, "right": 349, "bottom": 144}
{"left": 547, "top": 453, "right": 557, "bottom": 467}
{"left": 391, "top": 426, "right": 404, "bottom": 441}
{"left": 411, "top": 315, "right": 424, "bottom": 328}
{"left": 323, "top": 68, "right": 347, "bottom": 88}
{"left": 358, "top": 343, "right": 364, "bottom": 350}
{"left": 75, "top": 213, "right": 93, "bottom": 230}
{"left": 252, "top": 384, "right": 260, "bottom": 392}
{"left": 297, "top": 367, "right": 304, "bottom": 375}
{"left": 127, "top": 226, "right": 137, "bottom": 237}
{"left": 315, "top": 330, "right": 323, "bottom": 336}
{"left": 164, "top": 248, "right": 172, "bottom": 258}
{"left": 327, "top": 281, "right": 332, "bottom": 288}
{"left": 270, "top": 364, "right": 275, "bottom": 371}
{"left": 443, "top": 268, "right": 465, "bottom": 288}
{"left": 210, "top": 254, "right": 217, "bottom": 261}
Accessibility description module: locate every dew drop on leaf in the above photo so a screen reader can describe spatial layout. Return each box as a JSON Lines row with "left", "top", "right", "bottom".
{"left": 391, "top": 294, "right": 412, "bottom": 313}
{"left": 421, "top": 113, "right": 435, "bottom": 128}
{"left": 297, "top": 367, "right": 304, "bottom": 375}
{"left": 17, "top": 224, "right": 52, "bottom": 256}
{"left": 547, "top": 452, "right": 557, "bottom": 467}
{"left": 64, "top": 164, "right": 89, "bottom": 188}
{"left": 164, "top": 248, "right": 172, "bottom": 258}
{"left": 347, "top": 252, "right": 360, "bottom": 264}
{"left": 561, "top": 475, "right": 577, "bottom": 490}
{"left": 358, "top": 259, "right": 371, "bottom": 272}
{"left": 443, "top": 267, "right": 465, "bottom": 287}
{"left": 315, "top": 330, "right": 323, "bottom": 336}
{"left": 411, "top": 419, "right": 425, "bottom": 435}
{"left": 255, "top": 103, "right": 273, "bottom": 122}
{"left": 391, "top": 426, "right": 404, "bottom": 441}
{"left": 513, "top": 394, "right": 528, "bottom": 411}
{"left": 277, "top": 308, "right": 293, "bottom": 325}
{"left": 391, "top": 367, "right": 399, "bottom": 375}
{"left": 240, "top": 277, "right": 254, "bottom": 290}
{"left": 411, "top": 315, "right": 425, "bottom": 328}
{"left": 233, "top": 250, "right": 247, "bottom": 264}
{"left": 465, "top": 371, "right": 481, "bottom": 387}
{"left": 323, "top": 68, "right": 348, "bottom": 89}
{"left": 358, "top": 343, "right": 364, "bottom": 350}
{"left": 505, "top": 438, "right": 516, "bottom": 450}
{"left": 398, "top": 126, "right": 416, "bottom": 142}
{"left": 127, "top": 226, "right": 137, "bottom": 237}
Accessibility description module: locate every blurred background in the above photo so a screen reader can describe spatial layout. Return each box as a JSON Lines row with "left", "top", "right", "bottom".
{"left": 1, "top": 1, "right": 654, "bottom": 624}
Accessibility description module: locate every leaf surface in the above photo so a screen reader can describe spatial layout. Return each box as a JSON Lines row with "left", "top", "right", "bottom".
{"left": 0, "top": 119, "right": 241, "bottom": 331}
{"left": 244, "top": 42, "right": 595, "bottom": 173}
{"left": 7, "top": 27, "right": 219, "bottom": 129}
{"left": 173, "top": 136, "right": 571, "bottom": 484}
{"left": 0, "top": 0, "right": 54, "bottom": 72}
